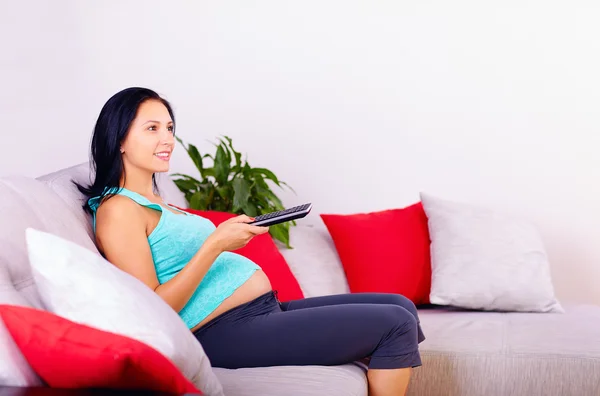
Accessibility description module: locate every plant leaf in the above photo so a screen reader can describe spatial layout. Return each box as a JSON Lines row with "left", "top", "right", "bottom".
{"left": 223, "top": 136, "right": 242, "bottom": 171}
{"left": 279, "top": 180, "right": 296, "bottom": 194}
{"left": 242, "top": 201, "right": 258, "bottom": 217}
{"left": 212, "top": 198, "right": 229, "bottom": 212}
{"left": 190, "top": 191, "right": 209, "bottom": 210}
{"left": 232, "top": 177, "right": 251, "bottom": 212}
{"left": 251, "top": 168, "right": 284, "bottom": 187}
{"left": 187, "top": 144, "right": 204, "bottom": 176}
{"left": 202, "top": 167, "right": 216, "bottom": 178}
{"left": 173, "top": 178, "right": 198, "bottom": 193}
{"left": 214, "top": 144, "right": 230, "bottom": 185}
{"left": 256, "top": 185, "right": 284, "bottom": 209}
{"left": 171, "top": 173, "right": 202, "bottom": 185}
{"left": 217, "top": 137, "right": 233, "bottom": 166}
{"left": 254, "top": 175, "right": 269, "bottom": 189}
{"left": 251, "top": 168, "right": 278, "bottom": 182}
{"left": 175, "top": 136, "right": 187, "bottom": 149}
{"left": 269, "top": 223, "right": 291, "bottom": 248}
{"left": 216, "top": 185, "right": 232, "bottom": 200}
{"left": 176, "top": 137, "right": 205, "bottom": 179}
{"left": 170, "top": 135, "right": 295, "bottom": 248}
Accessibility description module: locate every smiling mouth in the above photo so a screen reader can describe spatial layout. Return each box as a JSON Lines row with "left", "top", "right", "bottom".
{"left": 154, "top": 151, "right": 171, "bottom": 161}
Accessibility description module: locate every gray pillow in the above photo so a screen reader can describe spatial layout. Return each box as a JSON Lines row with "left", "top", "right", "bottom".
{"left": 420, "top": 192, "right": 563, "bottom": 313}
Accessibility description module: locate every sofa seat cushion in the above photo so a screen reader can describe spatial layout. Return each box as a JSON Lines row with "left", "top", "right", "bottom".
{"left": 411, "top": 304, "right": 600, "bottom": 396}
{"left": 213, "top": 364, "right": 367, "bottom": 396}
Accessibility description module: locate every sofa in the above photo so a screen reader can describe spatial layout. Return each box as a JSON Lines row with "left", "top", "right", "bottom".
{"left": 1, "top": 161, "right": 600, "bottom": 396}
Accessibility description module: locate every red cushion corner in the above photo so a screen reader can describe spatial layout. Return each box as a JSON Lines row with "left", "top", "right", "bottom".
{"left": 320, "top": 202, "right": 432, "bottom": 305}
{"left": 0, "top": 304, "right": 202, "bottom": 394}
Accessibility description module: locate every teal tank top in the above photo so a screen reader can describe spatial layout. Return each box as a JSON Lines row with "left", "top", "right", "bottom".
{"left": 88, "top": 187, "right": 260, "bottom": 329}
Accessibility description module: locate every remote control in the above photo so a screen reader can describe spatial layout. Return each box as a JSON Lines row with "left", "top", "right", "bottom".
{"left": 248, "top": 203, "right": 313, "bottom": 227}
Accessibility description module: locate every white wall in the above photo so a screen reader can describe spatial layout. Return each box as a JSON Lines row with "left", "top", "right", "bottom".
{"left": 2, "top": 1, "right": 600, "bottom": 305}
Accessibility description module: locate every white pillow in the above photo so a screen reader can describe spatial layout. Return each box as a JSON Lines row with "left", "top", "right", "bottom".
{"left": 420, "top": 192, "right": 563, "bottom": 313}
{"left": 25, "top": 228, "right": 224, "bottom": 396}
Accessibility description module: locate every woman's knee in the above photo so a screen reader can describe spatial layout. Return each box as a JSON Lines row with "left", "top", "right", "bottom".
{"left": 379, "top": 305, "right": 418, "bottom": 334}
{"left": 397, "top": 305, "right": 418, "bottom": 330}
{"left": 371, "top": 306, "right": 422, "bottom": 369}
{"left": 383, "top": 294, "right": 419, "bottom": 321}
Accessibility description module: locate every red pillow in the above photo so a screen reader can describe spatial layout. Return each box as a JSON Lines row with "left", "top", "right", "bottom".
{"left": 0, "top": 305, "right": 201, "bottom": 394}
{"left": 178, "top": 208, "right": 304, "bottom": 302}
{"left": 320, "top": 202, "right": 432, "bottom": 305}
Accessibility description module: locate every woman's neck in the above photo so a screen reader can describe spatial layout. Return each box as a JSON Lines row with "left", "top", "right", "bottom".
{"left": 120, "top": 171, "right": 156, "bottom": 200}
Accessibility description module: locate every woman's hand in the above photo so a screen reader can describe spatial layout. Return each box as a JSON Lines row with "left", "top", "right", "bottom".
{"left": 222, "top": 215, "right": 256, "bottom": 225}
{"left": 207, "top": 215, "right": 269, "bottom": 252}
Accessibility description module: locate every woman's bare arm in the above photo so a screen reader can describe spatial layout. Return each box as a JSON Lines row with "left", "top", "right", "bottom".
{"left": 94, "top": 196, "right": 221, "bottom": 313}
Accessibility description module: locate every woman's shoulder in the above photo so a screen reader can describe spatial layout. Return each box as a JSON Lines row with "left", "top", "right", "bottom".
{"left": 94, "top": 195, "right": 145, "bottom": 228}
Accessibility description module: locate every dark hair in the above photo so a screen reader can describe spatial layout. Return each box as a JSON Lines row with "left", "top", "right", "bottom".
{"left": 74, "top": 87, "right": 176, "bottom": 214}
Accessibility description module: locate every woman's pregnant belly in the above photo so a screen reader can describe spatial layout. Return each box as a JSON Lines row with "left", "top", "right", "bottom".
{"left": 191, "top": 269, "right": 273, "bottom": 332}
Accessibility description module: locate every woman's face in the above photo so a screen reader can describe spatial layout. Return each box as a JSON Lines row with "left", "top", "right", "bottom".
{"left": 120, "top": 99, "right": 175, "bottom": 174}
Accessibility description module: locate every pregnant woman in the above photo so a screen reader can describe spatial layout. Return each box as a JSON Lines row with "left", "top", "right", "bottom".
{"left": 75, "top": 87, "right": 426, "bottom": 396}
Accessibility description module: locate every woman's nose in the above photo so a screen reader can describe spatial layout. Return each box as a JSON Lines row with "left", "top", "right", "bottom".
{"left": 161, "top": 129, "right": 175, "bottom": 143}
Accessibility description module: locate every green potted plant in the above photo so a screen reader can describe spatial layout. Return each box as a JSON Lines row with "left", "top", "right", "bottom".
{"left": 171, "top": 135, "right": 296, "bottom": 248}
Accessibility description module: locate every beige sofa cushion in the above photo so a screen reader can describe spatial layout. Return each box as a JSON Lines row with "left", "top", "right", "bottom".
{"left": 36, "top": 163, "right": 97, "bottom": 242}
{"left": 0, "top": 176, "right": 99, "bottom": 309}
{"left": 421, "top": 192, "right": 563, "bottom": 313}
{"left": 281, "top": 224, "right": 350, "bottom": 297}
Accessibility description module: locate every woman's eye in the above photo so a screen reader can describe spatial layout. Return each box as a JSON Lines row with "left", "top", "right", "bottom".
{"left": 148, "top": 125, "right": 156, "bottom": 131}
{"left": 168, "top": 126, "right": 174, "bottom": 133}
